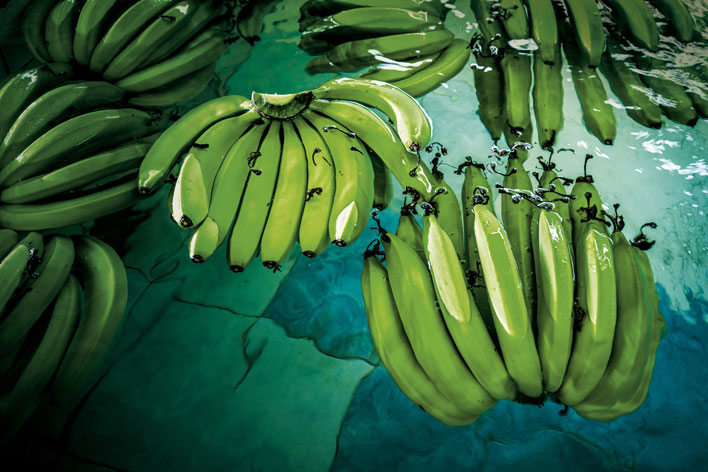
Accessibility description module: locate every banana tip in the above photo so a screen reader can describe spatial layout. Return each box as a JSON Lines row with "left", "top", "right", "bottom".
{"left": 303, "top": 250, "right": 317, "bottom": 258}
{"left": 263, "top": 261, "right": 279, "bottom": 270}
{"left": 230, "top": 265, "right": 244, "bottom": 273}
{"left": 180, "top": 216, "right": 193, "bottom": 228}
{"left": 138, "top": 187, "right": 151, "bottom": 196}
{"left": 333, "top": 239, "right": 347, "bottom": 247}
{"left": 191, "top": 255, "right": 204, "bottom": 263}
{"left": 603, "top": 139, "right": 613, "bottom": 145}
{"left": 688, "top": 117, "right": 699, "bottom": 127}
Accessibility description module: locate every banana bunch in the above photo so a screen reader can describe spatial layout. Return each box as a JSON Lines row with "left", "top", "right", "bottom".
{"left": 362, "top": 151, "right": 665, "bottom": 423}
{"left": 0, "top": 231, "right": 128, "bottom": 444}
{"left": 0, "top": 65, "right": 167, "bottom": 231}
{"left": 139, "top": 78, "right": 464, "bottom": 271}
{"left": 22, "top": 0, "right": 236, "bottom": 107}
{"left": 298, "top": 1, "right": 470, "bottom": 97}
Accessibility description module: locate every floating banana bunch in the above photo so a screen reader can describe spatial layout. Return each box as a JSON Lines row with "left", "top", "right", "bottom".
{"left": 0, "top": 233, "right": 128, "bottom": 444}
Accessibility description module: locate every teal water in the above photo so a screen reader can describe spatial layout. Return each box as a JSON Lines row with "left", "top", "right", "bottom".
{"left": 3, "top": 1, "right": 708, "bottom": 470}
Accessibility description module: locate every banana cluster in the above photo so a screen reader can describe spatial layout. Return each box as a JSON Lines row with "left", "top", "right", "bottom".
{"left": 22, "top": 0, "right": 236, "bottom": 108}
{"left": 362, "top": 152, "right": 666, "bottom": 424}
{"left": 471, "top": 0, "right": 706, "bottom": 152}
{"left": 0, "top": 230, "right": 128, "bottom": 444}
{"left": 0, "top": 65, "right": 167, "bottom": 231}
{"left": 141, "top": 78, "right": 465, "bottom": 271}
{"left": 298, "top": 0, "right": 470, "bottom": 97}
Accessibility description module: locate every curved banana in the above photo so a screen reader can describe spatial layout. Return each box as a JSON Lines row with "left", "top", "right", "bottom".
{"left": 473, "top": 202, "right": 543, "bottom": 397}
{"left": 45, "top": 0, "right": 81, "bottom": 64}
{"left": 0, "top": 108, "right": 154, "bottom": 187}
{"left": 396, "top": 209, "right": 425, "bottom": 261}
{"left": 498, "top": 0, "right": 529, "bottom": 39}
{"left": 383, "top": 232, "right": 498, "bottom": 414}
{"left": 22, "top": 0, "right": 58, "bottom": 63}
{"left": 526, "top": 0, "right": 558, "bottom": 65}
{"left": 389, "top": 38, "right": 470, "bottom": 98}
{"left": 562, "top": 0, "right": 605, "bottom": 67}
{"left": 647, "top": 0, "right": 694, "bottom": 42}
{"left": 370, "top": 148, "right": 393, "bottom": 210}
{"left": 500, "top": 49, "right": 532, "bottom": 134}
{"left": 532, "top": 47, "right": 563, "bottom": 149}
{"left": 0, "top": 243, "right": 31, "bottom": 313}
{"left": 138, "top": 95, "right": 254, "bottom": 193}
{"left": 127, "top": 63, "right": 215, "bottom": 109}
{"left": 359, "top": 53, "right": 440, "bottom": 83}
{"left": 470, "top": 0, "right": 508, "bottom": 46}
{"left": 313, "top": 77, "right": 433, "bottom": 153}
{"left": 227, "top": 121, "right": 282, "bottom": 272}
{"left": 634, "top": 56, "right": 698, "bottom": 127}
{"left": 538, "top": 164, "right": 573, "bottom": 243}
{"left": 361, "top": 255, "right": 478, "bottom": 425}
{"left": 236, "top": 0, "right": 281, "bottom": 44}
{"left": 51, "top": 236, "right": 128, "bottom": 406}
{"left": 473, "top": 53, "right": 506, "bottom": 142}
{"left": 300, "top": 0, "right": 444, "bottom": 20}
{"left": 602, "top": 0, "right": 658, "bottom": 51}
{"left": 292, "top": 117, "right": 336, "bottom": 258}
{"left": 0, "top": 229, "right": 19, "bottom": 259}
{"left": 260, "top": 121, "right": 309, "bottom": 269}
{"left": 73, "top": 0, "right": 121, "bottom": 66}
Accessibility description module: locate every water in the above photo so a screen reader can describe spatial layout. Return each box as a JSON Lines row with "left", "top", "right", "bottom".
{"left": 4, "top": 1, "right": 708, "bottom": 470}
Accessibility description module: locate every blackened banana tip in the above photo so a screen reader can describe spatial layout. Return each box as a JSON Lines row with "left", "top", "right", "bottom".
{"left": 303, "top": 250, "right": 317, "bottom": 258}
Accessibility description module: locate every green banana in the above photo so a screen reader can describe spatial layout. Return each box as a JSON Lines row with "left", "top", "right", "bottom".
{"left": 503, "top": 123, "right": 533, "bottom": 162}
{"left": 599, "top": 46, "right": 663, "bottom": 129}
{"left": 22, "top": 0, "right": 59, "bottom": 63}
{"left": 138, "top": 94, "right": 254, "bottom": 193}
{"left": 0, "top": 244, "right": 31, "bottom": 313}
{"left": 634, "top": 56, "right": 698, "bottom": 126}
{"left": 313, "top": 76, "right": 433, "bottom": 153}
{"left": 469, "top": 0, "right": 508, "bottom": 46}
{"left": 561, "top": 0, "right": 605, "bottom": 67}
{"left": 525, "top": 0, "right": 558, "bottom": 64}
{"left": 300, "top": 0, "right": 445, "bottom": 21}
{"left": 370, "top": 148, "right": 393, "bottom": 210}
{"left": 304, "top": 111, "right": 374, "bottom": 247}
{"left": 236, "top": 0, "right": 281, "bottom": 44}
{"left": 382, "top": 232, "right": 498, "bottom": 414}
{"left": 359, "top": 53, "right": 440, "bottom": 83}
{"left": 602, "top": 0, "right": 659, "bottom": 51}
{"left": 73, "top": 0, "right": 121, "bottom": 66}
{"left": 396, "top": 208, "right": 425, "bottom": 261}
{"left": 0, "top": 81, "right": 125, "bottom": 168}
{"left": 390, "top": 38, "right": 471, "bottom": 98}
{"left": 171, "top": 111, "right": 261, "bottom": 228}
{"left": 423, "top": 212, "right": 517, "bottom": 400}
{"left": 498, "top": 0, "right": 529, "bottom": 39}
{"left": 647, "top": 0, "right": 694, "bottom": 42}
{"left": 473, "top": 53, "right": 506, "bottom": 142}
{"left": 45, "top": 0, "right": 82, "bottom": 64}
{"left": 0, "top": 229, "right": 19, "bottom": 259}
{"left": 51, "top": 236, "right": 129, "bottom": 406}
{"left": 531, "top": 207, "right": 574, "bottom": 392}
{"left": 260, "top": 121, "right": 308, "bottom": 269}
{"left": 473, "top": 201, "right": 543, "bottom": 397}
{"left": 0, "top": 274, "right": 80, "bottom": 444}
{"left": 0, "top": 109, "right": 154, "bottom": 187}
{"left": 292, "top": 117, "right": 336, "bottom": 258}
{"left": 532, "top": 47, "right": 563, "bottom": 149}
{"left": 89, "top": 0, "right": 182, "bottom": 73}
{"left": 361, "top": 254, "right": 479, "bottom": 425}
{"left": 189, "top": 122, "right": 268, "bottom": 263}
{"left": 538, "top": 161, "right": 573, "bottom": 244}
{"left": 127, "top": 63, "right": 215, "bottom": 108}
{"left": 0, "top": 63, "right": 74, "bottom": 144}
{"left": 227, "top": 121, "right": 282, "bottom": 272}
{"left": 0, "top": 178, "right": 142, "bottom": 231}
{"left": 500, "top": 49, "right": 532, "bottom": 134}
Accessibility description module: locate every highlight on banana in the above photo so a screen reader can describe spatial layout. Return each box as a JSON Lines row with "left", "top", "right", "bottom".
{"left": 0, "top": 231, "right": 129, "bottom": 445}
{"left": 140, "top": 77, "right": 465, "bottom": 272}
{"left": 297, "top": 0, "right": 471, "bottom": 97}
{"left": 361, "top": 149, "right": 666, "bottom": 425}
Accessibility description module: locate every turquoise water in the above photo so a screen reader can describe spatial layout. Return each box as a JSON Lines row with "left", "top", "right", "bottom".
{"left": 3, "top": 1, "right": 708, "bottom": 470}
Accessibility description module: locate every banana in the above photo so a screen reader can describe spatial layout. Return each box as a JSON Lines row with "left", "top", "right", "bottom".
{"left": 22, "top": 0, "right": 59, "bottom": 63}
{"left": 538, "top": 160, "right": 573, "bottom": 243}
{"left": 389, "top": 38, "right": 471, "bottom": 98}
{"left": 0, "top": 178, "right": 141, "bottom": 231}
{"left": 0, "top": 63, "right": 74, "bottom": 145}
{"left": 0, "top": 81, "right": 125, "bottom": 167}
{"left": 647, "top": 0, "right": 694, "bottom": 42}
{"left": 51, "top": 236, "right": 129, "bottom": 406}
{"left": 89, "top": 0, "right": 182, "bottom": 73}
{"left": 103, "top": 1, "right": 197, "bottom": 81}
{"left": 473, "top": 53, "right": 506, "bottom": 142}
{"left": 237, "top": 0, "right": 281, "bottom": 44}
{"left": 114, "top": 30, "right": 229, "bottom": 93}
{"left": 361, "top": 254, "right": 479, "bottom": 425}
{"left": 260, "top": 121, "right": 309, "bottom": 269}
{"left": 370, "top": 148, "right": 393, "bottom": 210}
{"left": 525, "top": 0, "right": 558, "bottom": 64}
{"left": 0, "top": 274, "right": 80, "bottom": 444}
{"left": 1, "top": 139, "right": 153, "bottom": 204}
{"left": 313, "top": 77, "right": 433, "bottom": 153}
{"left": 292, "top": 117, "right": 336, "bottom": 258}
{"left": 0, "top": 229, "right": 19, "bottom": 259}
{"left": 602, "top": 0, "right": 659, "bottom": 51}
{"left": 171, "top": 111, "right": 261, "bottom": 228}
{"left": 0, "top": 244, "right": 32, "bottom": 313}
{"left": 396, "top": 208, "right": 425, "bottom": 261}
{"left": 503, "top": 123, "right": 533, "bottom": 163}
{"left": 599, "top": 47, "right": 663, "bottom": 129}
{"left": 188, "top": 122, "right": 268, "bottom": 263}
{"left": 423, "top": 212, "right": 517, "bottom": 400}
{"left": 498, "top": 0, "right": 529, "bottom": 39}
{"left": 138, "top": 94, "right": 254, "bottom": 193}
{"left": 45, "top": 0, "right": 81, "bottom": 64}
{"left": 359, "top": 53, "right": 440, "bottom": 83}
{"left": 0, "top": 109, "right": 154, "bottom": 187}
{"left": 307, "top": 30, "right": 454, "bottom": 73}
{"left": 532, "top": 47, "right": 563, "bottom": 149}
{"left": 304, "top": 111, "right": 374, "bottom": 247}
{"left": 0, "top": 235, "right": 74, "bottom": 363}
{"left": 500, "top": 152, "right": 537, "bottom": 322}
{"left": 73, "top": 0, "right": 121, "bottom": 66}
{"left": 127, "top": 63, "right": 215, "bottom": 108}
{"left": 470, "top": 0, "right": 508, "bottom": 46}
{"left": 500, "top": 49, "right": 532, "bottom": 134}
{"left": 382, "top": 232, "right": 498, "bottom": 414}
{"left": 634, "top": 56, "right": 698, "bottom": 127}
{"left": 561, "top": 0, "right": 605, "bottom": 67}
{"left": 227, "top": 121, "right": 282, "bottom": 272}
{"left": 473, "top": 201, "right": 543, "bottom": 397}
{"left": 531, "top": 207, "right": 574, "bottom": 392}
{"left": 300, "top": 0, "right": 445, "bottom": 20}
